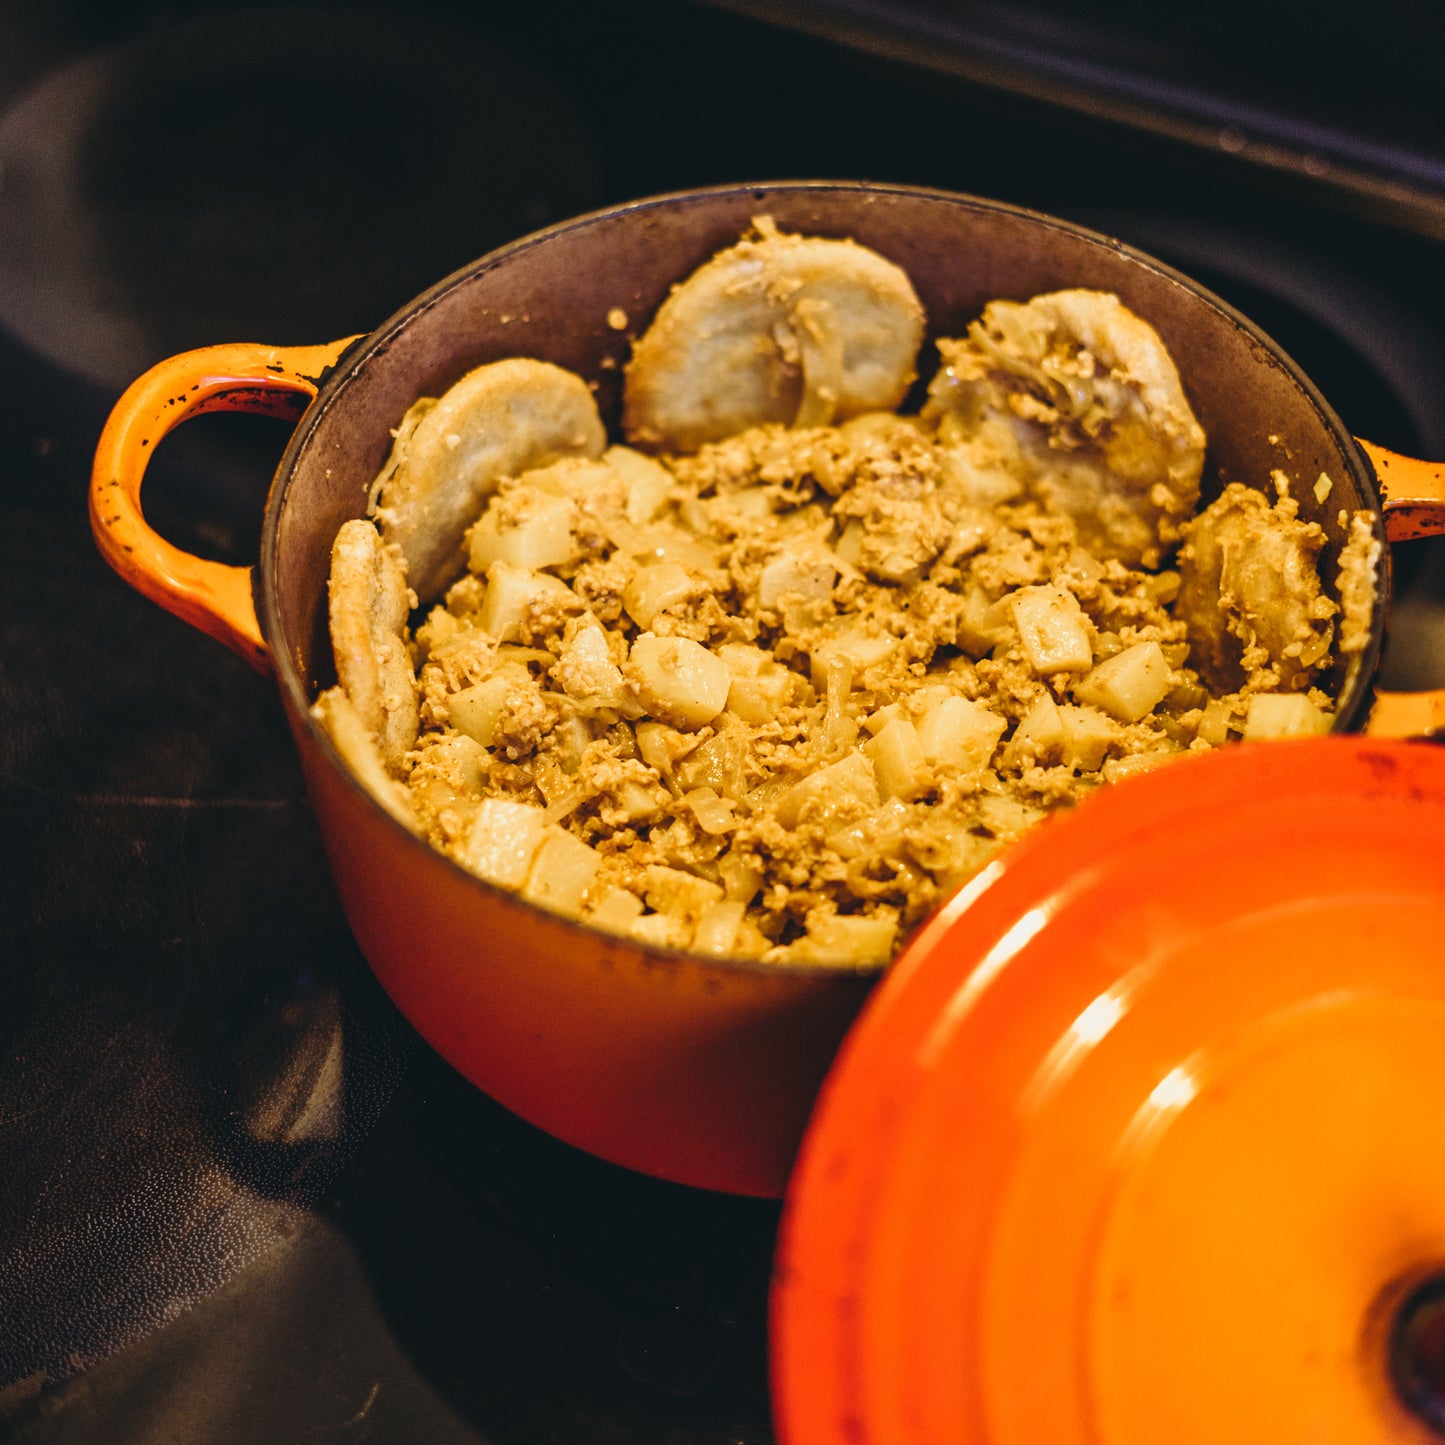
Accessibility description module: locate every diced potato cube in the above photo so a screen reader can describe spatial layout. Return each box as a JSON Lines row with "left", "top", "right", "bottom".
{"left": 623, "top": 562, "right": 695, "bottom": 629}
{"left": 416, "top": 732, "right": 487, "bottom": 798}
{"left": 522, "top": 828, "right": 601, "bottom": 914}
{"left": 1073, "top": 640, "right": 1172, "bottom": 722}
{"left": 468, "top": 491, "right": 575, "bottom": 572}
{"left": 587, "top": 887, "right": 645, "bottom": 936}
{"left": 732, "top": 668, "right": 800, "bottom": 726}
{"left": 808, "top": 625, "right": 896, "bottom": 689}
{"left": 833, "top": 520, "right": 865, "bottom": 568}
{"left": 863, "top": 703, "right": 902, "bottom": 736}
{"left": 630, "top": 912, "right": 693, "bottom": 950}
{"left": 1058, "top": 704, "right": 1117, "bottom": 771}
{"left": 865, "top": 717, "right": 928, "bottom": 801}
{"left": 1101, "top": 750, "right": 1178, "bottom": 783}
{"left": 1057, "top": 547, "right": 1105, "bottom": 587}
{"left": 554, "top": 711, "right": 597, "bottom": 775}
{"left": 1008, "top": 586, "right": 1094, "bottom": 674}
{"left": 776, "top": 751, "right": 880, "bottom": 828}
{"left": 604, "top": 515, "right": 719, "bottom": 571}
{"left": 692, "top": 900, "right": 748, "bottom": 956}
{"left": 840, "top": 411, "right": 926, "bottom": 445}
{"left": 553, "top": 624, "right": 628, "bottom": 710}
{"left": 718, "top": 643, "right": 796, "bottom": 725}
{"left": 906, "top": 684, "right": 955, "bottom": 715}
{"left": 825, "top": 798, "right": 912, "bottom": 860}
{"left": 447, "top": 665, "right": 531, "bottom": 747}
{"left": 956, "top": 586, "right": 1014, "bottom": 657}
{"left": 506, "top": 456, "right": 609, "bottom": 501}
{"left": 977, "top": 793, "right": 1046, "bottom": 839}
{"left": 1004, "top": 695, "right": 1064, "bottom": 766}
{"left": 684, "top": 787, "right": 736, "bottom": 835}
{"left": 1243, "top": 693, "right": 1332, "bottom": 739}
{"left": 643, "top": 864, "right": 725, "bottom": 921}
{"left": 705, "top": 487, "right": 774, "bottom": 530}
{"left": 938, "top": 443, "right": 1025, "bottom": 507}
{"left": 718, "top": 852, "right": 764, "bottom": 904}
{"left": 613, "top": 780, "right": 665, "bottom": 823}
{"left": 1196, "top": 698, "right": 1235, "bottom": 747}
{"left": 929, "top": 829, "right": 1004, "bottom": 892}
{"left": 717, "top": 642, "right": 770, "bottom": 681}
{"left": 415, "top": 605, "right": 461, "bottom": 661}
{"left": 915, "top": 696, "right": 1006, "bottom": 773}
{"left": 606, "top": 446, "right": 675, "bottom": 524}
{"left": 792, "top": 911, "right": 898, "bottom": 966}
{"left": 476, "top": 563, "right": 576, "bottom": 642}
{"left": 461, "top": 798, "right": 546, "bottom": 889}
{"left": 758, "top": 550, "right": 837, "bottom": 609}
{"left": 624, "top": 634, "right": 730, "bottom": 730}
{"left": 675, "top": 732, "right": 747, "bottom": 800}
{"left": 1146, "top": 571, "right": 1182, "bottom": 606}
{"left": 635, "top": 720, "right": 693, "bottom": 776}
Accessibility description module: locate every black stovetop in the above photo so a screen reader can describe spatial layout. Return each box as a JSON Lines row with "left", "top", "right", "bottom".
{"left": 4, "top": 3, "right": 1445, "bottom": 1441}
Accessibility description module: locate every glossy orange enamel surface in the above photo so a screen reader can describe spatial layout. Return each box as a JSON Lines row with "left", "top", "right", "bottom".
{"left": 89, "top": 339, "right": 357, "bottom": 669}
{"left": 293, "top": 718, "right": 871, "bottom": 1195}
{"left": 773, "top": 738, "right": 1445, "bottom": 1444}
{"left": 1360, "top": 438, "right": 1445, "bottom": 542}
{"left": 1358, "top": 438, "right": 1445, "bottom": 739}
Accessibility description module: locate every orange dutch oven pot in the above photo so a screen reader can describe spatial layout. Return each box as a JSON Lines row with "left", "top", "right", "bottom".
{"left": 89, "top": 182, "right": 1445, "bottom": 1198}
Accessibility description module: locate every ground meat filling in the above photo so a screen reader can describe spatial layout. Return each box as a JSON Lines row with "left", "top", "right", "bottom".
{"left": 314, "top": 264, "right": 1371, "bottom": 968}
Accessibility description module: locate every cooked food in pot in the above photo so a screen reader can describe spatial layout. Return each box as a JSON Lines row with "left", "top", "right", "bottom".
{"left": 311, "top": 222, "right": 1379, "bottom": 966}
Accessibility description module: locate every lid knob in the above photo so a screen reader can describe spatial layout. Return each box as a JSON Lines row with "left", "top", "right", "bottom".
{"left": 1392, "top": 1272, "right": 1445, "bottom": 1435}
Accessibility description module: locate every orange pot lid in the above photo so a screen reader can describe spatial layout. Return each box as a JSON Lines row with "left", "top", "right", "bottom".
{"left": 772, "top": 737, "right": 1445, "bottom": 1445}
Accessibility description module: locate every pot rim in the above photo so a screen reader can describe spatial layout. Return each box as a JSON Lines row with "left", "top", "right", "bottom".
{"left": 255, "top": 178, "right": 1391, "bottom": 981}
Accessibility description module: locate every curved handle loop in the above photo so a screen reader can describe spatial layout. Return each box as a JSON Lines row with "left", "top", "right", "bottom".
{"left": 90, "top": 339, "right": 359, "bottom": 672}
{"left": 1354, "top": 439, "right": 1445, "bottom": 738}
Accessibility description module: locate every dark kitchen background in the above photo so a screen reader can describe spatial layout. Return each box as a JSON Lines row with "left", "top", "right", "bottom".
{"left": 4, "top": 2, "right": 1445, "bottom": 1441}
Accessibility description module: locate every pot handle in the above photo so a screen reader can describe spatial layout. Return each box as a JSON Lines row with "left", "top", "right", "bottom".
{"left": 89, "top": 339, "right": 360, "bottom": 673}
{"left": 1356, "top": 439, "right": 1445, "bottom": 738}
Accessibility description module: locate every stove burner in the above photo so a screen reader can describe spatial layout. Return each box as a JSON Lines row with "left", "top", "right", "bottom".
{"left": 0, "top": 8, "right": 602, "bottom": 392}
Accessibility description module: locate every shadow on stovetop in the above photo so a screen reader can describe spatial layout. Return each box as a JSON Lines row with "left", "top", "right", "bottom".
{"left": 322, "top": 1047, "right": 782, "bottom": 1443}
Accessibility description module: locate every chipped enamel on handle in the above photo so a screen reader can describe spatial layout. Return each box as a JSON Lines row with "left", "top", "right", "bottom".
{"left": 90, "top": 340, "right": 358, "bottom": 671}
{"left": 1356, "top": 439, "right": 1445, "bottom": 737}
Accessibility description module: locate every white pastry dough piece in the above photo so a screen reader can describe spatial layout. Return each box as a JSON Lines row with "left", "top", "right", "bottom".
{"left": 1174, "top": 481, "right": 1336, "bottom": 693}
{"left": 623, "top": 221, "right": 924, "bottom": 453}
{"left": 327, "top": 518, "right": 420, "bottom": 772}
{"left": 310, "top": 686, "right": 421, "bottom": 834}
{"left": 371, "top": 357, "right": 606, "bottom": 600}
{"left": 926, "top": 289, "right": 1205, "bottom": 568}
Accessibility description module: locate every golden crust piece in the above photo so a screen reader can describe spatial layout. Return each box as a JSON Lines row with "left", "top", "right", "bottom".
{"left": 1174, "top": 482, "right": 1337, "bottom": 692}
{"left": 371, "top": 357, "right": 606, "bottom": 601}
{"left": 622, "top": 221, "right": 925, "bottom": 453}
{"left": 925, "top": 289, "right": 1205, "bottom": 568}
{"left": 328, "top": 518, "right": 420, "bottom": 771}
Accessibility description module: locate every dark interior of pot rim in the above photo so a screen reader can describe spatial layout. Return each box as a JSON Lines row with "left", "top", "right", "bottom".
{"left": 261, "top": 181, "right": 1388, "bottom": 740}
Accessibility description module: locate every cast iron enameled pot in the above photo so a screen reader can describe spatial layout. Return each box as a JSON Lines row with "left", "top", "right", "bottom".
{"left": 90, "top": 182, "right": 1445, "bottom": 1197}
